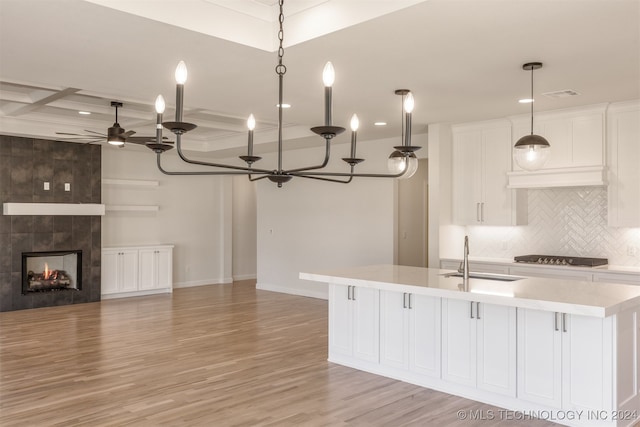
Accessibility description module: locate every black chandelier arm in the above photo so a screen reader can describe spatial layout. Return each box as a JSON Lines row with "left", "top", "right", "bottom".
{"left": 156, "top": 153, "right": 269, "bottom": 176}
{"left": 295, "top": 174, "right": 354, "bottom": 184}
{"left": 281, "top": 137, "right": 332, "bottom": 174}
{"left": 248, "top": 174, "right": 272, "bottom": 182}
{"left": 289, "top": 168, "right": 408, "bottom": 179}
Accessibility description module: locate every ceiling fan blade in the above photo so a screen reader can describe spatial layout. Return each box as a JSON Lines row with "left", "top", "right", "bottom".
{"left": 125, "top": 136, "right": 172, "bottom": 144}
{"left": 56, "top": 131, "right": 86, "bottom": 136}
{"left": 84, "top": 129, "right": 107, "bottom": 136}
{"left": 123, "top": 130, "right": 136, "bottom": 137}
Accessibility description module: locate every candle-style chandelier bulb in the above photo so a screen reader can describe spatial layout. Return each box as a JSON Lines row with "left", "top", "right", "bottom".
{"left": 175, "top": 61, "right": 188, "bottom": 85}
{"left": 404, "top": 92, "right": 415, "bottom": 113}
{"left": 155, "top": 95, "right": 166, "bottom": 114}
{"left": 247, "top": 114, "right": 256, "bottom": 131}
{"left": 322, "top": 62, "right": 335, "bottom": 87}
{"left": 350, "top": 114, "right": 359, "bottom": 132}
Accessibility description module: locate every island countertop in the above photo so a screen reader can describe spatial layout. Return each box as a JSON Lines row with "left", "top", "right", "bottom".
{"left": 300, "top": 264, "right": 640, "bottom": 318}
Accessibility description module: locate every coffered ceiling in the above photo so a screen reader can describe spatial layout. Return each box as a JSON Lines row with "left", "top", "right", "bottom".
{"left": 0, "top": 0, "right": 638, "bottom": 158}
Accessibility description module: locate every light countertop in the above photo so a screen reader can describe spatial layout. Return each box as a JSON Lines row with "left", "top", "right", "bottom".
{"left": 300, "top": 264, "right": 640, "bottom": 318}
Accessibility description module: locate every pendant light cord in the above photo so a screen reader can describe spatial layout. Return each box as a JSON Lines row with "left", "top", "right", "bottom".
{"left": 276, "top": 0, "right": 287, "bottom": 174}
{"left": 530, "top": 66, "right": 534, "bottom": 135}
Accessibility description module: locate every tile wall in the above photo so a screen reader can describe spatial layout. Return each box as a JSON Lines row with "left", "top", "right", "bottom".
{"left": 0, "top": 135, "right": 102, "bottom": 311}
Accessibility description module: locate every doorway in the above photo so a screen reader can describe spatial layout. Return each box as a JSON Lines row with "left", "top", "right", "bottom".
{"left": 397, "top": 158, "right": 429, "bottom": 267}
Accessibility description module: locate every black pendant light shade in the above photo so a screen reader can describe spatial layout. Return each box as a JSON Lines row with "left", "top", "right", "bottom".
{"left": 513, "top": 62, "right": 551, "bottom": 171}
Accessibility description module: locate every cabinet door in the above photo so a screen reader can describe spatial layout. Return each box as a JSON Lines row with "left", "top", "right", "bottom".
{"left": 328, "top": 284, "right": 353, "bottom": 359}
{"left": 453, "top": 130, "right": 483, "bottom": 225}
{"left": 101, "top": 251, "right": 120, "bottom": 295}
{"left": 517, "top": 308, "right": 562, "bottom": 408}
{"left": 562, "top": 314, "right": 613, "bottom": 412}
{"left": 352, "top": 286, "right": 380, "bottom": 363}
{"left": 120, "top": 250, "right": 138, "bottom": 292}
{"left": 476, "top": 303, "right": 516, "bottom": 397}
{"left": 380, "top": 290, "right": 409, "bottom": 370}
{"left": 442, "top": 298, "right": 476, "bottom": 387}
{"left": 480, "top": 126, "right": 513, "bottom": 226}
{"left": 409, "top": 294, "right": 441, "bottom": 378}
{"left": 138, "top": 248, "right": 156, "bottom": 290}
{"left": 608, "top": 105, "right": 640, "bottom": 227}
{"left": 155, "top": 248, "right": 172, "bottom": 290}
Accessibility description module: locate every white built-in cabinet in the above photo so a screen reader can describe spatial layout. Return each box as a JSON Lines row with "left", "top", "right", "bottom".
{"left": 452, "top": 120, "right": 526, "bottom": 225}
{"left": 328, "top": 284, "right": 379, "bottom": 364}
{"left": 379, "top": 290, "right": 441, "bottom": 378}
{"left": 101, "top": 249, "right": 138, "bottom": 295}
{"left": 517, "top": 308, "right": 614, "bottom": 413}
{"left": 442, "top": 299, "right": 516, "bottom": 397}
{"left": 102, "top": 245, "right": 173, "bottom": 298}
{"left": 607, "top": 100, "right": 640, "bottom": 227}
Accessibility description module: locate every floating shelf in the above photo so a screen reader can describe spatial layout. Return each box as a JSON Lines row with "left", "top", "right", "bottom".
{"left": 105, "top": 205, "right": 159, "bottom": 212}
{"left": 3, "top": 203, "right": 106, "bottom": 216}
{"left": 102, "top": 178, "right": 159, "bottom": 187}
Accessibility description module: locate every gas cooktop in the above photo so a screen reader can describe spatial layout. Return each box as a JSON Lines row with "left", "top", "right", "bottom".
{"left": 514, "top": 255, "right": 608, "bottom": 267}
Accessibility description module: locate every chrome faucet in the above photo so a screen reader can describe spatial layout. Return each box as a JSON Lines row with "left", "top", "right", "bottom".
{"left": 458, "top": 235, "right": 470, "bottom": 284}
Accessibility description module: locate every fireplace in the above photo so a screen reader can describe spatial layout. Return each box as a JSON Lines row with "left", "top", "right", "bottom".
{"left": 22, "top": 250, "right": 82, "bottom": 294}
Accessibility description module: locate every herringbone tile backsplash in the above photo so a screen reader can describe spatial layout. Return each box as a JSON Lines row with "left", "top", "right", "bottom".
{"left": 467, "top": 187, "right": 640, "bottom": 266}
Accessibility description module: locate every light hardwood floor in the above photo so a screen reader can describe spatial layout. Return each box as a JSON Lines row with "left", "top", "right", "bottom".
{"left": 0, "top": 281, "right": 562, "bottom": 426}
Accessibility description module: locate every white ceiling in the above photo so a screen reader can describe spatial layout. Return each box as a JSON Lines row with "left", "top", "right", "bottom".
{"left": 0, "top": 0, "right": 638, "bottom": 158}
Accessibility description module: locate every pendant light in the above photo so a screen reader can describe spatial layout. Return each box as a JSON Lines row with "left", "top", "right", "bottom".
{"left": 513, "top": 62, "right": 550, "bottom": 171}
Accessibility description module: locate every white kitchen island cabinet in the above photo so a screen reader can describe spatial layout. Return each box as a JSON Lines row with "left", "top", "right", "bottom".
{"left": 442, "top": 299, "right": 516, "bottom": 397}
{"left": 328, "top": 284, "right": 379, "bottom": 365}
{"left": 301, "top": 264, "right": 640, "bottom": 427}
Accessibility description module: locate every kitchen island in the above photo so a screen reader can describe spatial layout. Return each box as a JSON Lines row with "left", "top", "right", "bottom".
{"left": 300, "top": 264, "right": 640, "bottom": 427}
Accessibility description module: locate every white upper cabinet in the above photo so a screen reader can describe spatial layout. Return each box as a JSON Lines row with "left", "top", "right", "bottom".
{"left": 453, "top": 119, "right": 527, "bottom": 226}
{"left": 607, "top": 100, "right": 640, "bottom": 227}
{"left": 508, "top": 104, "right": 607, "bottom": 188}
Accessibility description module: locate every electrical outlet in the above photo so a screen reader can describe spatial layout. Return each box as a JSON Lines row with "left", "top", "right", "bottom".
{"left": 43, "top": 182, "right": 50, "bottom": 191}
{"left": 628, "top": 246, "right": 638, "bottom": 257}
{"left": 64, "top": 183, "right": 71, "bottom": 192}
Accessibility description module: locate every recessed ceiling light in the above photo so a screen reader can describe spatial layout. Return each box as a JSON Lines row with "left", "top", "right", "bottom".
{"left": 518, "top": 98, "right": 534, "bottom": 104}
{"left": 276, "top": 103, "right": 291, "bottom": 108}
{"left": 78, "top": 111, "right": 91, "bottom": 115}
{"left": 374, "top": 122, "right": 387, "bottom": 126}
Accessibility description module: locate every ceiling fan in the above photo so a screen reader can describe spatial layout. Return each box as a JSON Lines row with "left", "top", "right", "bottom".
{"left": 56, "top": 101, "right": 171, "bottom": 147}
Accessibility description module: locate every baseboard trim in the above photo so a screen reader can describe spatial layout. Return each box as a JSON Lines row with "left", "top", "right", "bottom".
{"left": 173, "top": 278, "right": 231, "bottom": 288}
{"left": 233, "top": 274, "right": 257, "bottom": 281}
{"left": 256, "top": 282, "right": 327, "bottom": 300}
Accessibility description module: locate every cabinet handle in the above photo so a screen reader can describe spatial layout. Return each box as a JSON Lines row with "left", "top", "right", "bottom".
{"left": 347, "top": 285, "right": 352, "bottom": 300}
{"left": 408, "top": 293, "right": 412, "bottom": 310}
{"left": 403, "top": 293, "right": 407, "bottom": 308}
{"left": 470, "top": 301, "right": 475, "bottom": 319}
{"left": 562, "top": 313, "right": 567, "bottom": 333}
{"left": 481, "top": 203, "right": 485, "bottom": 222}
{"left": 476, "top": 302, "right": 480, "bottom": 319}
{"left": 554, "top": 312, "right": 559, "bottom": 331}
{"left": 476, "top": 203, "right": 481, "bottom": 222}
{"left": 351, "top": 286, "right": 356, "bottom": 301}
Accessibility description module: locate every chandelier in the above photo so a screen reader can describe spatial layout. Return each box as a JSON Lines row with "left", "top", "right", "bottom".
{"left": 146, "top": 0, "right": 420, "bottom": 187}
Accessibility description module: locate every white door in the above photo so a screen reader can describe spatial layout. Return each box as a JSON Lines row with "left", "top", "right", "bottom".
{"left": 380, "top": 290, "right": 409, "bottom": 370}
{"left": 120, "top": 250, "right": 138, "bottom": 292}
{"left": 480, "top": 126, "right": 512, "bottom": 225}
{"left": 138, "top": 248, "right": 156, "bottom": 290}
{"left": 352, "top": 286, "right": 380, "bottom": 363}
{"left": 453, "top": 130, "right": 482, "bottom": 225}
{"left": 101, "top": 250, "right": 119, "bottom": 295}
{"left": 517, "top": 308, "right": 562, "bottom": 408}
{"left": 562, "top": 314, "right": 613, "bottom": 412}
{"left": 155, "top": 248, "right": 172, "bottom": 290}
{"left": 328, "top": 284, "right": 353, "bottom": 359}
{"left": 476, "top": 302, "right": 516, "bottom": 397}
{"left": 409, "top": 294, "right": 441, "bottom": 378}
{"left": 442, "top": 298, "right": 476, "bottom": 387}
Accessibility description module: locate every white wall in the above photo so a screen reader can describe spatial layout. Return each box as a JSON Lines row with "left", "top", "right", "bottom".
{"left": 101, "top": 146, "right": 234, "bottom": 287}
{"left": 255, "top": 136, "right": 418, "bottom": 299}
{"left": 232, "top": 175, "right": 257, "bottom": 280}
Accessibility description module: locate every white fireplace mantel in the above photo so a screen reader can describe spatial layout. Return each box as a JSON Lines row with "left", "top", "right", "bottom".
{"left": 3, "top": 203, "right": 106, "bottom": 216}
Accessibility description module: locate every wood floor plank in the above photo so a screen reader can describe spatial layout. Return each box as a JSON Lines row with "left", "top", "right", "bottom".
{"left": 0, "top": 281, "right": 564, "bottom": 426}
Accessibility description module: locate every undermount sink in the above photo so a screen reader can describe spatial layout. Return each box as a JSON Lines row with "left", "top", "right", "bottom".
{"left": 442, "top": 272, "right": 523, "bottom": 282}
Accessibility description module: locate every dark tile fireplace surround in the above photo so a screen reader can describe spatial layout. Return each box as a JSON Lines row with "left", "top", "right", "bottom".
{"left": 0, "top": 135, "right": 101, "bottom": 312}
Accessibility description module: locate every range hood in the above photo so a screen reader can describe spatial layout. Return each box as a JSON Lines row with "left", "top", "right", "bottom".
{"left": 507, "top": 165, "right": 606, "bottom": 189}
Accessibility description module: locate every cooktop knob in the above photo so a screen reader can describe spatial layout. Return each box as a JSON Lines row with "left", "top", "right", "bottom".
{"left": 537, "top": 257, "right": 543, "bottom": 263}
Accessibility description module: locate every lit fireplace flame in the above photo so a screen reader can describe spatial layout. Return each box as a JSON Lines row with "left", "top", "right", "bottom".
{"left": 43, "top": 263, "right": 50, "bottom": 280}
